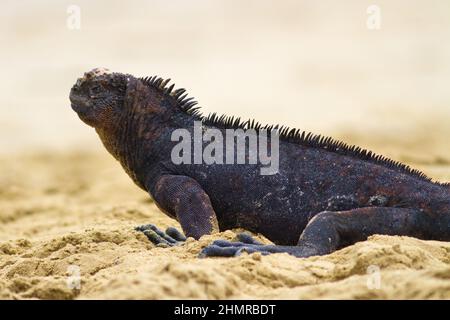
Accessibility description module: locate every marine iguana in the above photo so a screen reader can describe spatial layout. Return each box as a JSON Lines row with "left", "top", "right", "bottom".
{"left": 69, "top": 68, "right": 450, "bottom": 258}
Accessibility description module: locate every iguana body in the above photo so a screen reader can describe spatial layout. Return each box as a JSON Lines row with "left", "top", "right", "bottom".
{"left": 70, "top": 68, "right": 450, "bottom": 258}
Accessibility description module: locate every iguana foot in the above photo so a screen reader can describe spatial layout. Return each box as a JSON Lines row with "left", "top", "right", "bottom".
{"left": 235, "top": 232, "right": 264, "bottom": 245}
{"left": 135, "top": 224, "right": 186, "bottom": 247}
{"left": 199, "top": 241, "right": 271, "bottom": 257}
{"left": 199, "top": 234, "right": 320, "bottom": 258}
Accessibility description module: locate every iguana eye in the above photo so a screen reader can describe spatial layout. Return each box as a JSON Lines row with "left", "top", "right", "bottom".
{"left": 90, "top": 85, "right": 102, "bottom": 94}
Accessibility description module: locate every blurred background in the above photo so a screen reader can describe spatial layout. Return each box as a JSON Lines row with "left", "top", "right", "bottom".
{"left": 1, "top": 0, "right": 449, "bottom": 161}
{"left": 2, "top": 1, "right": 450, "bottom": 300}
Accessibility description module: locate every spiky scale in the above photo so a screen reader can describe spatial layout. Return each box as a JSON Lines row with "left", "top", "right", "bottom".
{"left": 135, "top": 73, "right": 446, "bottom": 184}
{"left": 166, "top": 83, "right": 175, "bottom": 94}
{"left": 160, "top": 78, "right": 171, "bottom": 88}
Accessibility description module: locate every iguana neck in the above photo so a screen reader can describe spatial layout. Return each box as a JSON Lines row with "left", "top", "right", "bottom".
{"left": 95, "top": 110, "right": 148, "bottom": 190}
{"left": 95, "top": 79, "right": 192, "bottom": 190}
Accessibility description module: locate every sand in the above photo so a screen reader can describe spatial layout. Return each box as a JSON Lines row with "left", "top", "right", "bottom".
{"left": 1, "top": 147, "right": 449, "bottom": 300}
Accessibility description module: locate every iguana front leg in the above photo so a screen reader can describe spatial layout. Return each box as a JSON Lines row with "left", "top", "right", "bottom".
{"left": 137, "top": 175, "right": 219, "bottom": 244}
{"left": 200, "top": 207, "right": 434, "bottom": 258}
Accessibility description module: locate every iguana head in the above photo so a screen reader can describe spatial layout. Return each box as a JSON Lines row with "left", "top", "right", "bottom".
{"left": 70, "top": 68, "right": 129, "bottom": 128}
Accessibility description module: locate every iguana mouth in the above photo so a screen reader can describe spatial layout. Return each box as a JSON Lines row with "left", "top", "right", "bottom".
{"left": 69, "top": 94, "right": 91, "bottom": 114}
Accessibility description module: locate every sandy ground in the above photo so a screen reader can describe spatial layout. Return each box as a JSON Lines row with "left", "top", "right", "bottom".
{"left": 0, "top": 137, "right": 449, "bottom": 299}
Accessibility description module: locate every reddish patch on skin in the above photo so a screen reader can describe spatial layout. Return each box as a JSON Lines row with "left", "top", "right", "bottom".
{"left": 83, "top": 68, "right": 111, "bottom": 80}
{"left": 131, "top": 81, "right": 166, "bottom": 115}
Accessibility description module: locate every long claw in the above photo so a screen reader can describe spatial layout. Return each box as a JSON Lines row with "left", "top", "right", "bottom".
{"left": 236, "top": 233, "right": 264, "bottom": 245}
{"left": 151, "top": 226, "right": 177, "bottom": 244}
{"left": 166, "top": 227, "right": 187, "bottom": 242}
{"left": 199, "top": 245, "right": 239, "bottom": 258}
{"left": 142, "top": 229, "right": 171, "bottom": 246}
{"left": 135, "top": 224, "right": 156, "bottom": 232}
{"left": 211, "top": 240, "right": 235, "bottom": 247}
{"left": 135, "top": 224, "right": 186, "bottom": 247}
{"left": 199, "top": 239, "right": 276, "bottom": 258}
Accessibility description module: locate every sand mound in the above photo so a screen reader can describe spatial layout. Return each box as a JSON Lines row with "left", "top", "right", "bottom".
{"left": 0, "top": 152, "right": 449, "bottom": 299}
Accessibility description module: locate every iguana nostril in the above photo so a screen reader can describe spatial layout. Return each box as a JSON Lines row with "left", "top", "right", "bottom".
{"left": 69, "top": 94, "right": 90, "bottom": 110}
{"left": 75, "top": 78, "right": 83, "bottom": 88}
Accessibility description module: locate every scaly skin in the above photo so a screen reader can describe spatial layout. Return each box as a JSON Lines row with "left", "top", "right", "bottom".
{"left": 69, "top": 68, "right": 450, "bottom": 258}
